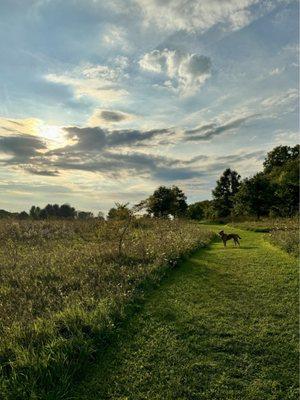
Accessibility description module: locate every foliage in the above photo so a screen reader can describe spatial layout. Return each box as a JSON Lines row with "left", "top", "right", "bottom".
{"left": 77, "top": 211, "right": 94, "bottom": 220}
{"left": 187, "top": 200, "right": 214, "bottom": 220}
{"left": 226, "top": 144, "right": 299, "bottom": 219}
{"left": 107, "top": 202, "right": 131, "bottom": 220}
{"left": 212, "top": 168, "right": 241, "bottom": 218}
{"left": 0, "top": 218, "right": 213, "bottom": 399}
{"left": 263, "top": 144, "right": 299, "bottom": 173}
{"left": 233, "top": 173, "right": 276, "bottom": 219}
{"left": 146, "top": 186, "right": 188, "bottom": 218}
{"left": 187, "top": 202, "right": 204, "bottom": 220}
{"left": 30, "top": 204, "right": 77, "bottom": 219}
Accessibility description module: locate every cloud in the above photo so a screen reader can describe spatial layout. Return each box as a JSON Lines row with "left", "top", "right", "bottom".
{"left": 45, "top": 62, "right": 129, "bottom": 102}
{"left": 61, "top": 126, "right": 173, "bottom": 151}
{"left": 23, "top": 166, "right": 60, "bottom": 176}
{"left": 228, "top": 9, "right": 253, "bottom": 30}
{"left": 261, "top": 89, "right": 298, "bottom": 109}
{"left": 216, "top": 150, "right": 265, "bottom": 163}
{"left": 139, "top": 49, "right": 212, "bottom": 96}
{"left": 135, "top": 0, "right": 260, "bottom": 33}
{"left": 102, "top": 24, "right": 132, "bottom": 52}
{"left": 0, "top": 117, "right": 40, "bottom": 137}
{"left": 0, "top": 134, "right": 47, "bottom": 162}
{"left": 88, "top": 109, "right": 135, "bottom": 126}
{"left": 274, "top": 130, "right": 299, "bottom": 145}
{"left": 184, "top": 114, "right": 259, "bottom": 141}
{"left": 1, "top": 123, "right": 200, "bottom": 181}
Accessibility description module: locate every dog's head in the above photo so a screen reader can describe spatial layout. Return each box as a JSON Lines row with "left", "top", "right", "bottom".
{"left": 218, "top": 230, "right": 224, "bottom": 236}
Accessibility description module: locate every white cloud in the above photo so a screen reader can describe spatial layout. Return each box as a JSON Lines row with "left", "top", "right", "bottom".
{"left": 274, "top": 130, "right": 299, "bottom": 145}
{"left": 45, "top": 62, "right": 129, "bottom": 102}
{"left": 135, "top": 0, "right": 260, "bottom": 33}
{"left": 228, "top": 9, "right": 252, "bottom": 30}
{"left": 139, "top": 49, "right": 212, "bottom": 96}
{"left": 261, "top": 89, "right": 298, "bottom": 109}
{"left": 269, "top": 67, "right": 285, "bottom": 75}
{"left": 102, "top": 25, "right": 132, "bottom": 52}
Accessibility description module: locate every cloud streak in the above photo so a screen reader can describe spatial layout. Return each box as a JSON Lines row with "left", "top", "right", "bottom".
{"left": 184, "top": 114, "right": 259, "bottom": 141}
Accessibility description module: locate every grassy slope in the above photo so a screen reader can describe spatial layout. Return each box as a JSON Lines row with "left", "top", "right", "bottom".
{"left": 72, "top": 226, "right": 298, "bottom": 400}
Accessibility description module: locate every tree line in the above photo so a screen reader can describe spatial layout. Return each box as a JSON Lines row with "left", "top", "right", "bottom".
{"left": 0, "top": 145, "right": 298, "bottom": 221}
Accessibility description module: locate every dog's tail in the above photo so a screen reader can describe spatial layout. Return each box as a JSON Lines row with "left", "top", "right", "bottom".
{"left": 238, "top": 235, "right": 242, "bottom": 239}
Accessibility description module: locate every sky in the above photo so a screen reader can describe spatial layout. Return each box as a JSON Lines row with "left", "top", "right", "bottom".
{"left": 0, "top": 0, "right": 299, "bottom": 214}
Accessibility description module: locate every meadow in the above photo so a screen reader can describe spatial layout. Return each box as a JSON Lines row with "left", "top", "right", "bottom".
{"left": 0, "top": 218, "right": 213, "bottom": 399}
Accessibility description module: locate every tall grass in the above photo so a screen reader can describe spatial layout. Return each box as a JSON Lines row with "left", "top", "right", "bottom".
{"left": 0, "top": 218, "right": 214, "bottom": 399}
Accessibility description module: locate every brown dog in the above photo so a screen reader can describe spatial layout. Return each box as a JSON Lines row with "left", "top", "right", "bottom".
{"left": 219, "top": 230, "right": 241, "bottom": 247}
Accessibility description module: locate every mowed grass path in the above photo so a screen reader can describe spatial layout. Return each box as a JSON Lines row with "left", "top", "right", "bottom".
{"left": 72, "top": 226, "right": 298, "bottom": 400}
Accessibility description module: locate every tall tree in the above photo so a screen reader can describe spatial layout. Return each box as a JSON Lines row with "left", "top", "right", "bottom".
{"left": 263, "top": 145, "right": 299, "bottom": 173}
{"left": 212, "top": 168, "right": 241, "bottom": 218}
{"left": 146, "top": 186, "right": 187, "bottom": 218}
{"left": 233, "top": 173, "right": 276, "bottom": 219}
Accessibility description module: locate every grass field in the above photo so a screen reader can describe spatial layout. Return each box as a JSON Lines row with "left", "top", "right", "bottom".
{"left": 0, "top": 218, "right": 213, "bottom": 399}
{"left": 73, "top": 225, "right": 299, "bottom": 400}
{"left": 230, "top": 217, "right": 299, "bottom": 257}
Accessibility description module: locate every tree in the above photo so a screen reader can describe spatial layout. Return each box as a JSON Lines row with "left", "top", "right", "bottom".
{"left": 97, "top": 211, "right": 105, "bottom": 220}
{"left": 58, "top": 204, "right": 76, "bottom": 219}
{"left": 107, "top": 203, "right": 131, "bottom": 220}
{"left": 18, "top": 211, "right": 29, "bottom": 220}
{"left": 271, "top": 158, "right": 299, "bottom": 216}
{"left": 30, "top": 205, "right": 41, "bottom": 219}
{"left": 146, "top": 186, "right": 187, "bottom": 218}
{"left": 233, "top": 173, "right": 276, "bottom": 219}
{"left": 263, "top": 144, "right": 299, "bottom": 216}
{"left": 188, "top": 200, "right": 215, "bottom": 220}
{"left": 32, "top": 204, "right": 76, "bottom": 219}
{"left": 77, "top": 211, "right": 94, "bottom": 220}
{"left": 212, "top": 168, "right": 241, "bottom": 218}
{"left": 187, "top": 202, "right": 204, "bottom": 220}
{"left": 263, "top": 145, "right": 299, "bottom": 173}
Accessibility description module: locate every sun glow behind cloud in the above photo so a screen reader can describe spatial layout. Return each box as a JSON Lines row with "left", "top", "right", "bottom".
{"left": 38, "top": 124, "right": 68, "bottom": 149}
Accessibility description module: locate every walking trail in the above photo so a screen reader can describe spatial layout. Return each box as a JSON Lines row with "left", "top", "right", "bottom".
{"left": 72, "top": 225, "right": 298, "bottom": 400}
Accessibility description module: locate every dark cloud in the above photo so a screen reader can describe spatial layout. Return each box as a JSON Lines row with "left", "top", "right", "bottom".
{"left": 23, "top": 167, "right": 60, "bottom": 176}
{"left": 100, "top": 110, "right": 128, "bottom": 122}
{"left": 184, "top": 115, "right": 259, "bottom": 141}
{"left": 1, "top": 120, "right": 264, "bottom": 184}
{"left": 62, "top": 126, "right": 172, "bottom": 152}
{"left": 0, "top": 134, "right": 47, "bottom": 162}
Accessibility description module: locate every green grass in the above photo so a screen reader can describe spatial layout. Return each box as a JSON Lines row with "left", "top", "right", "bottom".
{"left": 72, "top": 225, "right": 299, "bottom": 400}
{"left": 230, "top": 218, "right": 299, "bottom": 256}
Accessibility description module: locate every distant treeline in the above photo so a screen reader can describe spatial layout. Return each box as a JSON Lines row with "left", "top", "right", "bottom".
{"left": 1, "top": 145, "right": 298, "bottom": 221}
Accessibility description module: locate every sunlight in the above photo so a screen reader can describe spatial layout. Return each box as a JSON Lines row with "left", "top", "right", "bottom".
{"left": 39, "top": 124, "right": 67, "bottom": 148}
